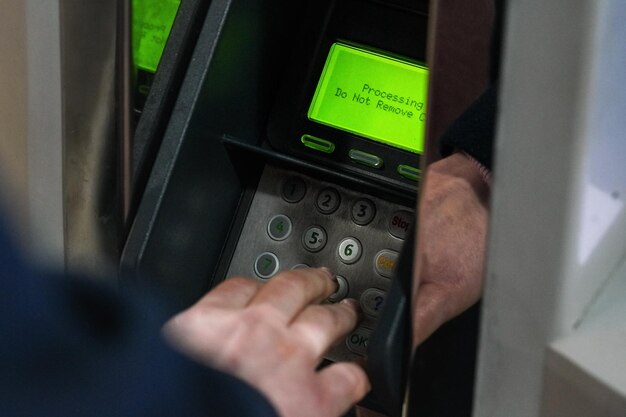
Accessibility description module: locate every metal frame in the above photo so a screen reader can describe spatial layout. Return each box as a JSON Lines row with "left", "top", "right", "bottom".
{"left": 475, "top": 0, "right": 626, "bottom": 415}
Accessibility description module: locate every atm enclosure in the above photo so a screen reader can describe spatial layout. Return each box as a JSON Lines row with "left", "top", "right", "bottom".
{"left": 122, "top": 0, "right": 427, "bottom": 413}
{"left": 122, "top": 0, "right": 427, "bottom": 342}
{"left": 122, "top": 0, "right": 488, "bottom": 415}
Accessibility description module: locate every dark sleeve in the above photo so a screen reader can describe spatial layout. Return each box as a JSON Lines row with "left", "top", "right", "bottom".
{"left": 0, "top": 224, "right": 278, "bottom": 417}
{"left": 438, "top": 0, "right": 504, "bottom": 170}
{"left": 438, "top": 83, "right": 498, "bottom": 170}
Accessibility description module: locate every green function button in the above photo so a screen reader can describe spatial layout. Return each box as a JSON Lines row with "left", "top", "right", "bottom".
{"left": 397, "top": 164, "right": 421, "bottom": 181}
{"left": 254, "top": 252, "right": 280, "bottom": 279}
{"left": 267, "top": 214, "right": 292, "bottom": 241}
{"left": 301, "top": 135, "right": 335, "bottom": 153}
{"left": 348, "top": 149, "right": 383, "bottom": 169}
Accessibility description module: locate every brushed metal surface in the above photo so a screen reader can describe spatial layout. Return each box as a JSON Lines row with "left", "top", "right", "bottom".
{"left": 61, "top": 0, "right": 120, "bottom": 278}
{"left": 226, "top": 165, "right": 413, "bottom": 362}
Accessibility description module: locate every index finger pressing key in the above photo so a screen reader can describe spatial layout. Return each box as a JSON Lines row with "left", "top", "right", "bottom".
{"left": 248, "top": 268, "right": 338, "bottom": 322}
{"left": 193, "top": 277, "right": 263, "bottom": 310}
{"left": 289, "top": 299, "right": 361, "bottom": 359}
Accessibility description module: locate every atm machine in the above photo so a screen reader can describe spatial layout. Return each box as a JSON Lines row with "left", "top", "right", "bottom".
{"left": 122, "top": 0, "right": 626, "bottom": 415}
{"left": 124, "top": 1, "right": 427, "bottom": 414}
{"left": 123, "top": 0, "right": 429, "bottom": 305}
{"left": 120, "top": 0, "right": 498, "bottom": 415}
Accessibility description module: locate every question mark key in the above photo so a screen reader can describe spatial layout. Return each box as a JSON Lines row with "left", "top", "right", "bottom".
{"left": 360, "top": 288, "right": 386, "bottom": 317}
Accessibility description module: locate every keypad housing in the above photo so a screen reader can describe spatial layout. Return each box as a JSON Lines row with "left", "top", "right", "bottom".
{"left": 225, "top": 166, "right": 413, "bottom": 362}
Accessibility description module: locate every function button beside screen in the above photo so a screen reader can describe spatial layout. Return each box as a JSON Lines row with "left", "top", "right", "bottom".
{"left": 374, "top": 250, "right": 399, "bottom": 278}
{"left": 301, "top": 134, "right": 336, "bottom": 154}
{"left": 346, "top": 327, "right": 372, "bottom": 356}
{"left": 351, "top": 199, "right": 376, "bottom": 226}
{"left": 360, "top": 288, "right": 386, "bottom": 317}
{"left": 316, "top": 187, "right": 341, "bottom": 214}
{"left": 388, "top": 210, "right": 414, "bottom": 240}
{"left": 328, "top": 275, "right": 349, "bottom": 303}
{"left": 338, "top": 237, "right": 362, "bottom": 264}
{"left": 349, "top": 149, "right": 383, "bottom": 169}
{"left": 397, "top": 164, "right": 422, "bottom": 182}
{"left": 267, "top": 214, "right": 292, "bottom": 241}
{"left": 254, "top": 252, "right": 280, "bottom": 279}
{"left": 281, "top": 177, "right": 307, "bottom": 203}
{"left": 302, "top": 226, "right": 327, "bottom": 252}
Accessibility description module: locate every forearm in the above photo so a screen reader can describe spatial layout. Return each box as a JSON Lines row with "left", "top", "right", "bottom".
{"left": 412, "top": 151, "right": 490, "bottom": 346}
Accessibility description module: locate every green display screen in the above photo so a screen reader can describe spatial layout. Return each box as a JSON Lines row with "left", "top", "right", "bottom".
{"left": 308, "top": 43, "right": 429, "bottom": 154}
{"left": 132, "top": 0, "right": 181, "bottom": 73}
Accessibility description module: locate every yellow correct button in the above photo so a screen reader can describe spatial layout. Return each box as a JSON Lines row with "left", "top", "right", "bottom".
{"left": 374, "top": 249, "right": 399, "bottom": 278}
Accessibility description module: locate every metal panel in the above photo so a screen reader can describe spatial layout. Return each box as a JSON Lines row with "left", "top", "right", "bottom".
{"left": 60, "top": 0, "right": 120, "bottom": 278}
{"left": 474, "top": 0, "right": 626, "bottom": 415}
{"left": 1, "top": 1, "right": 120, "bottom": 274}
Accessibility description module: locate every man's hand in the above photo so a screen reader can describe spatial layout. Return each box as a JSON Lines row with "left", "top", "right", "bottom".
{"left": 163, "top": 268, "right": 370, "bottom": 417}
{"left": 412, "top": 152, "right": 490, "bottom": 347}
{"left": 357, "top": 153, "right": 490, "bottom": 417}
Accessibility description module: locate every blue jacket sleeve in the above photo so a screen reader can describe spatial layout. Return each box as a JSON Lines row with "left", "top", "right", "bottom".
{"left": 439, "top": 84, "right": 498, "bottom": 170}
{"left": 0, "top": 220, "right": 278, "bottom": 417}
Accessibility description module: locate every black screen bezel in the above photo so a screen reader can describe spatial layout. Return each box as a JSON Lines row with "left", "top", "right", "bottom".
{"left": 267, "top": 0, "right": 429, "bottom": 190}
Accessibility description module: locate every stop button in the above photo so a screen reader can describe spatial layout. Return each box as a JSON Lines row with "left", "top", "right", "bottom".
{"left": 388, "top": 210, "right": 413, "bottom": 240}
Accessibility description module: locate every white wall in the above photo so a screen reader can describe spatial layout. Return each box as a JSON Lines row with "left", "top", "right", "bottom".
{"left": 0, "top": 0, "right": 64, "bottom": 267}
{"left": 0, "top": 0, "right": 120, "bottom": 275}
{"left": 474, "top": 0, "right": 626, "bottom": 415}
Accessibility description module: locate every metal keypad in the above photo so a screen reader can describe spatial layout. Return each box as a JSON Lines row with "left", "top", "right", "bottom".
{"left": 225, "top": 165, "right": 414, "bottom": 362}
